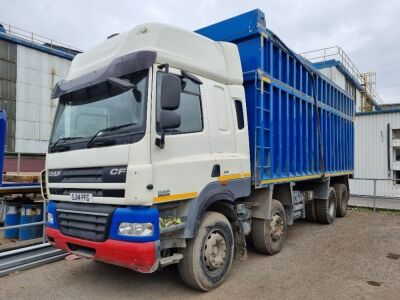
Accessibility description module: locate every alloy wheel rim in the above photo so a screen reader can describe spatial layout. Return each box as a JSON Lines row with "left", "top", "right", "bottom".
{"left": 203, "top": 230, "right": 227, "bottom": 272}
{"left": 270, "top": 212, "right": 284, "bottom": 242}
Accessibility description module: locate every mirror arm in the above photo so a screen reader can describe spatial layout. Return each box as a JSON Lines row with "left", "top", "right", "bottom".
{"left": 181, "top": 70, "right": 202, "bottom": 85}
{"left": 158, "top": 64, "right": 169, "bottom": 73}
{"left": 155, "top": 129, "right": 165, "bottom": 149}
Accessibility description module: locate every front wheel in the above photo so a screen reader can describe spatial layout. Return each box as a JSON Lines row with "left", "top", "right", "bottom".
{"left": 178, "top": 212, "right": 234, "bottom": 291}
{"left": 251, "top": 200, "right": 286, "bottom": 255}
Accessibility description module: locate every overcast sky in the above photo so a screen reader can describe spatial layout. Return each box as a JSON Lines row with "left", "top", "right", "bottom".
{"left": 1, "top": 0, "right": 399, "bottom": 103}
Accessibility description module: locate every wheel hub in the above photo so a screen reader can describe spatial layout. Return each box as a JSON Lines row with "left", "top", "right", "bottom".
{"left": 204, "top": 231, "right": 227, "bottom": 271}
{"left": 270, "top": 213, "right": 284, "bottom": 242}
{"left": 329, "top": 195, "right": 335, "bottom": 217}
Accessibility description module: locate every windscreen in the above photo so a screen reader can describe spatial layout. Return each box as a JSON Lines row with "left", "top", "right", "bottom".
{"left": 49, "top": 70, "right": 148, "bottom": 147}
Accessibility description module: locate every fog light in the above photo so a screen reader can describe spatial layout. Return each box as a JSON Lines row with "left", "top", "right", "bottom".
{"left": 118, "top": 222, "right": 153, "bottom": 237}
{"left": 47, "top": 212, "right": 54, "bottom": 224}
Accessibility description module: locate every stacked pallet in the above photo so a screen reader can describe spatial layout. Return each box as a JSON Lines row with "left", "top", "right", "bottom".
{"left": 2, "top": 172, "right": 41, "bottom": 183}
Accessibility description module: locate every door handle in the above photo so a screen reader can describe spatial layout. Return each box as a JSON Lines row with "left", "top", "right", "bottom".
{"left": 211, "top": 164, "right": 221, "bottom": 177}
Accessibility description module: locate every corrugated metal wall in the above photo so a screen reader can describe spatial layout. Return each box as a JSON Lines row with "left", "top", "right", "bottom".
{"left": 350, "top": 112, "right": 400, "bottom": 197}
{"left": 15, "top": 45, "right": 71, "bottom": 153}
{"left": 0, "top": 39, "right": 17, "bottom": 152}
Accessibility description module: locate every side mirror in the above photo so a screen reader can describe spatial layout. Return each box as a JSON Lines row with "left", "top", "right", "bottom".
{"left": 160, "top": 74, "right": 181, "bottom": 110}
{"left": 156, "top": 111, "right": 181, "bottom": 149}
{"left": 155, "top": 73, "right": 181, "bottom": 149}
{"left": 159, "top": 110, "right": 181, "bottom": 130}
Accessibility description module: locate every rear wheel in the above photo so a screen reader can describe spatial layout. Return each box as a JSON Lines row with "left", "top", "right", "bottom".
{"left": 316, "top": 187, "right": 337, "bottom": 224}
{"left": 178, "top": 212, "right": 234, "bottom": 291}
{"left": 305, "top": 200, "right": 317, "bottom": 222}
{"left": 334, "top": 183, "right": 349, "bottom": 217}
{"left": 251, "top": 200, "right": 286, "bottom": 255}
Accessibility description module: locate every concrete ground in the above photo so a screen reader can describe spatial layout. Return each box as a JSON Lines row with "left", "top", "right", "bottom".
{"left": 1, "top": 209, "right": 399, "bottom": 300}
{"left": 350, "top": 196, "right": 400, "bottom": 210}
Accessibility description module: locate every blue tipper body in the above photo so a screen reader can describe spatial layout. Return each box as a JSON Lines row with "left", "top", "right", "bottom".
{"left": 197, "top": 9, "right": 354, "bottom": 187}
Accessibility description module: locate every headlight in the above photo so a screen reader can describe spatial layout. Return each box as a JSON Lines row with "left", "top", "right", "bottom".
{"left": 118, "top": 222, "right": 153, "bottom": 237}
{"left": 47, "top": 212, "right": 54, "bottom": 224}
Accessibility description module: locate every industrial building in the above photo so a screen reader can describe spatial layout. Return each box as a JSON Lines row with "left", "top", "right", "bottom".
{"left": 300, "top": 46, "right": 382, "bottom": 112}
{"left": 350, "top": 110, "right": 400, "bottom": 197}
{"left": 301, "top": 47, "right": 400, "bottom": 197}
{"left": 0, "top": 22, "right": 79, "bottom": 171}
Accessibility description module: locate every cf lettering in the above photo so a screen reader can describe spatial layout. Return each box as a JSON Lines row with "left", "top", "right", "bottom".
{"left": 110, "top": 168, "right": 126, "bottom": 175}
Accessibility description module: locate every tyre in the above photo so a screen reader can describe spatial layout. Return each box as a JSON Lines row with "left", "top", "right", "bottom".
{"left": 334, "top": 183, "right": 349, "bottom": 217}
{"left": 251, "top": 200, "right": 286, "bottom": 255}
{"left": 178, "top": 212, "right": 234, "bottom": 291}
{"left": 316, "top": 187, "right": 337, "bottom": 224}
{"left": 305, "top": 200, "right": 317, "bottom": 222}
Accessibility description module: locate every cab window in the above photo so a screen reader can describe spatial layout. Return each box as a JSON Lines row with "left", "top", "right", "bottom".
{"left": 156, "top": 72, "right": 203, "bottom": 134}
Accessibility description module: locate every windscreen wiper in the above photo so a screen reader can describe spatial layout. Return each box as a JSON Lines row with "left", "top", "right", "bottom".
{"left": 86, "top": 122, "right": 137, "bottom": 148}
{"left": 50, "top": 136, "right": 83, "bottom": 152}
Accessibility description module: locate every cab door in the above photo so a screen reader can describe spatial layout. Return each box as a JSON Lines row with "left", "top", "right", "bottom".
{"left": 150, "top": 67, "right": 214, "bottom": 204}
{"left": 207, "top": 84, "right": 243, "bottom": 180}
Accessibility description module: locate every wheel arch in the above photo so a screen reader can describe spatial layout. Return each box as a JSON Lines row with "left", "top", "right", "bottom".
{"left": 179, "top": 179, "right": 250, "bottom": 239}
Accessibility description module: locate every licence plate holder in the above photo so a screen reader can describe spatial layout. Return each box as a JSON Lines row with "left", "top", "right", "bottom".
{"left": 70, "top": 193, "right": 93, "bottom": 202}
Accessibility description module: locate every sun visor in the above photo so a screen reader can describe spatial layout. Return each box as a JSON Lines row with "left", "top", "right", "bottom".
{"left": 52, "top": 51, "right": 157, "bottom": 99}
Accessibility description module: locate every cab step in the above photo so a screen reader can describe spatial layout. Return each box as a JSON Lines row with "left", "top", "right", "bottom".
{"left": 159, "top": 253, "right": 183, "bottom": 267}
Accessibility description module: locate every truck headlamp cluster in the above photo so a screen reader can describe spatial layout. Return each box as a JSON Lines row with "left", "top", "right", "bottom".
{"left": 47, "top": 212, "right": 54, "bottom": 224}
{"left": 118, "top": 222, "right": 153, "bottom": 237}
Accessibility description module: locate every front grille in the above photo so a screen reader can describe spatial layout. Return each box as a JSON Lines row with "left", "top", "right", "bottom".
{"left": 50, "top": 188, "right": 125, "bottom": 198}
{"left": 48, "top": 166, "right": 127, "bottom": 184}
{"left": 56, "top": 202, "right": 116, "bottom": 242}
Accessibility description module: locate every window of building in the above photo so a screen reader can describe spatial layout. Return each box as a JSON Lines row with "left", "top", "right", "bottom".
{"left": 234, "top": 100, "right": 245, "bottom": 130}
{"left": 394, "top": 171, "right": 400, "bottom": 185}
{"left": 393, "top": 129, "right": 400, "bottom": 140}
{"left": 156, "top": 72, "right": 203, "bottom": 134}
{"left": 395, "top": 148, "right": 400, "bottom": 162}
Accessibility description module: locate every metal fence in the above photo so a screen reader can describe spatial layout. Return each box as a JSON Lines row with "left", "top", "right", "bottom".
{"left": 0, "top": 20, "right": 81, "bottom": 54}
{"left": 299, "top": 46, "right": 383, "bottom": 106}
{"left": 0, "top": 198, "right": 67, "bottom": 277}
{"left": 349, "top": 178, "right": 400, "bottom": 212}
{"left": 0, "top": 197, "right": 47, "bottom": 248}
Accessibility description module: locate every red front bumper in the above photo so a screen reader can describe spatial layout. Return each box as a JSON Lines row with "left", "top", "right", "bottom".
{"left": 46, "top": 227, "right": 158, "bottom": 273}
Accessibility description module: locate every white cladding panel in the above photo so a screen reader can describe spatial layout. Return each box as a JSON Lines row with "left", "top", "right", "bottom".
{"left": 331, "top": 66, "right": 346, "bottom": 91}
{"left": 350, "top": 112, "right": 400, "bottom": 197}
{"left": 67, "top": 23, "right": 242, "bottom": 85}
{"left": 355, "top": 89, "right": 362, "bottom": 112}
{"left": 318, "top": 66, "right": 346, "bottom": 91}
{"left": 16, "top": 45, "right": 71, "bottom": 153}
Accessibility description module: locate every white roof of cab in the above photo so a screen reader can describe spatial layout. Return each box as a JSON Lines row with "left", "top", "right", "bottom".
{"left": 66, "top": 23, "right": 243, "bottom": 85}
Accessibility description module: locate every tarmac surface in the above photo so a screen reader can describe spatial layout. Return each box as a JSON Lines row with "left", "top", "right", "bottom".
{"left": 1, "top": 209, "right": 399, "bottom": 300}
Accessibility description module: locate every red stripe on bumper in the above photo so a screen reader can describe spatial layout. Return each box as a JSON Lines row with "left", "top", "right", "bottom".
{"left": 46, "top": 227, "right": 158, "bottom": 273}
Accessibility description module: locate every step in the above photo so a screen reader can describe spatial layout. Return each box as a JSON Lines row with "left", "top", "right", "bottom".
{"left": 159, "top": 253, "right": 183, "bottom": 267}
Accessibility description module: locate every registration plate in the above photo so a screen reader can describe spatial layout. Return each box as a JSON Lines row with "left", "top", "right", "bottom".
{"left": 70, "top": 193, "right": 93, "bottom": 202}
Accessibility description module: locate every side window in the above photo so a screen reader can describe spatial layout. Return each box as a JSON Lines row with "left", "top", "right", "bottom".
{"left": 393, "top": 129, "right": 400, "bottom": 140}
{"left": 234, "top": 100, "right": 245, "bottom": 130}
{"left": 394, "top": 148, "right": 400, "bottom": 162}
{"left": 394, "top": 170, "right": 400, "bottom": 185}
{"left": 156, "top": 72, "right": 203, "bottom": 134}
